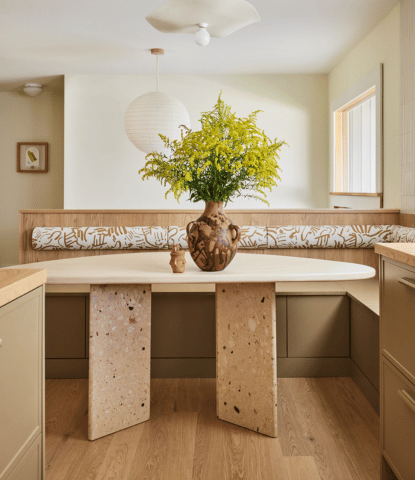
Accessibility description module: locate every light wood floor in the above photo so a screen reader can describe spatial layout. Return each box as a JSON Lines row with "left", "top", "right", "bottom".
{"left": 45, "top": 377, "right": 380, "bottom": 480}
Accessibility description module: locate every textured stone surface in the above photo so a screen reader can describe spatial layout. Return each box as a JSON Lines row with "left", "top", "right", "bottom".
{"left": 216, "top": 282, "right": 277, "bottom": 437}
{"left": 89, "top": 284, "right": 151, "bottom": 440}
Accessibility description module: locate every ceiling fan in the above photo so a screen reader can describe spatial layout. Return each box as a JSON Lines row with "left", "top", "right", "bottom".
{"left": 146, "top": 0, "right": 261, "bottom": 46}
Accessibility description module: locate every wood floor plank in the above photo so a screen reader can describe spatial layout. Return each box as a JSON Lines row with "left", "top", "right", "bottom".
{"left": 307, "top": 377, "right": 380, "bottom": 480}
{"left": 284, "top": 457, "right": 321, "bottom": 480}
{"left": 44, "top": 378, "right": 380, "bottom": 480}
{"left": 45, "top": 378, "right": 114, "bottom": 480}
{"left": 45, "top": 379, "right": 89, "bottom": 469}
{"left": 192, "top": 379, "right": 227, "bottom": 480}
{"left": 94, "top": 423, "right": 145, "bottom": 480}
{"left": 127, "top": 412, "right": 198, "bottom": 480}
{"left": 192, "top": 379, "right": 289, "bottom": 480}
{"left": 173, "top": 378, "right": 206, "bottom": 413}
{"left": 150, "top": 378, "right": 179, "bottom": 415}
{"left": 57, "top": 434, "right": 113, "bottom": 480}
{"left": 282, "top": 378, "right": 356, "bottom": 480}
{"left": 277, "top": 378, "right": 313, "bottom": 457}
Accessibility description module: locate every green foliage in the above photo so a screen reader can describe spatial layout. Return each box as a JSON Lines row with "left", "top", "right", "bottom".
{"left": 139, "top": 93, "right": 287, "bottom": 205}
{"left": 27, "top": 151, "right": 37, "bottom": 163}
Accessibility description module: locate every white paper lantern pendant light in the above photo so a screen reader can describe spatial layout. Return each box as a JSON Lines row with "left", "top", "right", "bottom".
{"left": 124, "top": 48, "right": 190, "bottom": 154}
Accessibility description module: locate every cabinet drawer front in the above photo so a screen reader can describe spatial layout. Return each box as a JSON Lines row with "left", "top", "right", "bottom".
{"left": 0, "top": 288, "right": 43, "bottom": 479}
{"left": 6, "top": 434, "right": 42, "bottom": 480}
{"left": 382, "top": 260, "right": 415, "bottom": 379}
{"left": 382, "top": 357, "right": 415, "bottom": 480}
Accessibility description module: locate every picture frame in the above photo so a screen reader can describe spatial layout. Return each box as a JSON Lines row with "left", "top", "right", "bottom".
{"left": 17, "top": 142, "right": 48, "bottom": 173}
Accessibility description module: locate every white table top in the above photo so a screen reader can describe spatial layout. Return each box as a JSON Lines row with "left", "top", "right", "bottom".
{"left": 11, "top": 252, "right": 376, "bottom": 284}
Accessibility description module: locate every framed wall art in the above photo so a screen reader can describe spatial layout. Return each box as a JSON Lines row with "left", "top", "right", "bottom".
{"left": 17, "top": 142, "right": 48, "bottom": 173}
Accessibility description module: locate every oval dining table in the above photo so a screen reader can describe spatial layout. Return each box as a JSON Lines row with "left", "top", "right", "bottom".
{"left": 14, "top": 251, "right": 375, "bottom": 440}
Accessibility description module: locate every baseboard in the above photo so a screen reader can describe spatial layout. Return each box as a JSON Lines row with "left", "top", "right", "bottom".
{"left": 351, "top": 360, "right": 379, "bottom": 414}
{"left": 151, "top": 358, "right": 215, "bottom": 378}
{"left": 277, "top": 358, "right": 352, "bottom": 377}
{"left": 46, "top": 359, "right": 89, "bottom": 378}
{"left": 46, "top": 357, "right": 355, "bottom": 379}
{"left": 153, "top": 357, "right": 353, "bottom": 378}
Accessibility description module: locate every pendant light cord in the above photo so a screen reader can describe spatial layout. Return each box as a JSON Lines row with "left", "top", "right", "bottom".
{"left": 157, "top": 54, "right": 159, "bottom": 92}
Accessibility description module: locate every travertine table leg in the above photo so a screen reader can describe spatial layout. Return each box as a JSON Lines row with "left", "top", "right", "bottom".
{"left": 216, "top": 282, "right": 277, "bottom": 437}
{"left": 88, "top": 284, "right": 151, "bottom": 440}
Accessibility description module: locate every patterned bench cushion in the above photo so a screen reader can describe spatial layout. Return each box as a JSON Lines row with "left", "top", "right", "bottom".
{"left": 389, "top": 224, "right": 415, "bottom": 243}
{"left": 267, "top": 225, "right": 392, "bottom": 249}
{"left": 167, "top": 226, "right": 188, "bottom": 249}
{"left": 32, "top": 224, "right": 415, "bottom": 251}
{"left": 238, "top": 226, "right": 268, "bottom": 249}
{"left": 32, "top": 226, "right": 168, "bottom": 250}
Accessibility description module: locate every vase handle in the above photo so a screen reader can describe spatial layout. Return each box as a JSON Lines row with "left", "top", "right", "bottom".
{"left": 229, "top": 225, "right": 241, "bottom": 246}
{"left": 186, "top": 221, "right": 197, "bottom": 247}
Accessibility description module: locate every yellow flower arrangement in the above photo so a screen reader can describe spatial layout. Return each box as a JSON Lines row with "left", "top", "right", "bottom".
{"left": 139, "top": 93, "right": 287, "bottom": 205}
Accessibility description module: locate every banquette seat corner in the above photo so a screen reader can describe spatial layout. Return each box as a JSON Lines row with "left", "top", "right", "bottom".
{"left": 18, "top": 209, "right": 415, "bottom": 416}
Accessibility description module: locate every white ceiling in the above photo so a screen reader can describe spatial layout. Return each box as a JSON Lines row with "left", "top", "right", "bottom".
{"left": 0, "top": 0, "right": 399, "bottom": 89}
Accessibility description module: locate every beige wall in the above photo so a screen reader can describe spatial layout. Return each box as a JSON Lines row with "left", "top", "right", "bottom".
{"left": 0, "top": 79, "right": 64, "bottom": 267}
{"left": 328, "top": 4, "right": 400, "bottom": 209}
{"left": 64, "top": 74, "right": 329, "bottom": 210}
{"left": 401, "top": 0, "right": 415, "bottom": 214}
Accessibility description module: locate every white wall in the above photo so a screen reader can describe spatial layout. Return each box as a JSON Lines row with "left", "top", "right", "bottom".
{"left": 64, "top": 74, "right": 329, "bottom": 210}
{"left": 328, "top": 4, "right": 400, "bottom": 209}
{"left": 0, "top": 80, "right": 64, "bottom": 267}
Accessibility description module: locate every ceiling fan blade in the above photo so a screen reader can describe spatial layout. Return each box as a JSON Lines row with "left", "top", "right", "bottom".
{"left": 146, "top": 0, "right": 260, "bottom": 38}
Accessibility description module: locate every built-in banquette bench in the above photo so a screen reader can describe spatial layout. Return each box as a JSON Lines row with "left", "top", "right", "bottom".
{"left": 19, "top": 209, "right": 415, "bottom": 414}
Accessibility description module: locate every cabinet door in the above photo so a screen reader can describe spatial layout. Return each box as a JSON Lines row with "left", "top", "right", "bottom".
{"left": 381, "top": 259, "right": 415, "bottom": 381}
{"left": 0, "top": 288, "right": 43, "bottom": 480}
{"left": 287, "top": 295, "right": 349, "bottom": 358}
{"left": 45, "top": 295, "right": 86, "bottom": 358}
{"left": 382, "top": 357, "right": 415, "bottom": 480}
{"left": 152, "top": 293, "right": 215, "bottom": 358}
{"left": 351, "top": 301, "right": 379, "bottom": 390}
{"left": 7, "top": 435, "right": 42, "bottom": 480}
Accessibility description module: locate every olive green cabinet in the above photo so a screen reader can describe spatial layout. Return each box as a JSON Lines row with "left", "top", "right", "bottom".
{"left": 350, "top": 300, "right": 380, "bottom": 413}
{"left": 45, "top": 292, "right": 350, "bottom": 378}
{"left": 380, "top": 257, "right": 415, "bottom": 480}
{"left": 287, "top": 295, "right": 349, "bottom": 358}
{"left": 0, "top": 287, "right": 44, "bottom": 480}
{"left": 45, "top": 294, "right": 89, "bottom": 378}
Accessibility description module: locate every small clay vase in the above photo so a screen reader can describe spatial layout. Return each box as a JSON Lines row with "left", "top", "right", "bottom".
{"left": 170, "top": 244, "right": 186, "bottom": 273}
{"left": 186, "top": 201, "right": 240, "bottom": 272}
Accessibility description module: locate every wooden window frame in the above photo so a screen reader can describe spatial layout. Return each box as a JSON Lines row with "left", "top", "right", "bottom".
{"left": 330, "top": 64, "right": 383, "bottom": 198}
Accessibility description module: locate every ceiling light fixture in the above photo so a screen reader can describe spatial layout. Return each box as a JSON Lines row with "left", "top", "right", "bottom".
{"left": 124, "top": 48, "right": 190, "bottom": 154}
{"left": 194, "top": 23, "right": 210, "bottom": 46}
{"left": 146, "top": 0, "right": 260, "bottom": 46}
{"left": 23, "top": 83, "right": 43, "bottom": 97}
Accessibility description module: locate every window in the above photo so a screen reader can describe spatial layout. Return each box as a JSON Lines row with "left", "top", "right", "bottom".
{"left": 331, "top": 65, "right": 383, "bottom": 201}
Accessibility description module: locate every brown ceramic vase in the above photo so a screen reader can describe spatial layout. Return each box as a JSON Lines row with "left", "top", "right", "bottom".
{"left": 186, "top": 201, "right": 241, "bottom": 272}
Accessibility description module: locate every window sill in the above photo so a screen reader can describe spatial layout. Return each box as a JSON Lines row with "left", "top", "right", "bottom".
{"left": 329, "top": 192, "right": 382, "bottom": 197}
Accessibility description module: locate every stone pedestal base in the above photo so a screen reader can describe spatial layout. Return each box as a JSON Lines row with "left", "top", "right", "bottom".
{"left": 216, "top": 282, "right": 277, "bottom": 437}
{"left": 88, "top": 284, "right": 151, "bottom": 440}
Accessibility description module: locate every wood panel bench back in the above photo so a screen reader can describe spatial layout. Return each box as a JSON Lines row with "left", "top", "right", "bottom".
{"left": 19, "top": 209, "right": 400, "bottom": 273}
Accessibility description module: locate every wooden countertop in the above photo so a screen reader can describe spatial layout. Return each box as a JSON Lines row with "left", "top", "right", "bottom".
{"left": 375, "top": 243, "right": 415, "bottom": 269}
{"left": 0, "top": 269, "right": 47, "bottom": 308}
